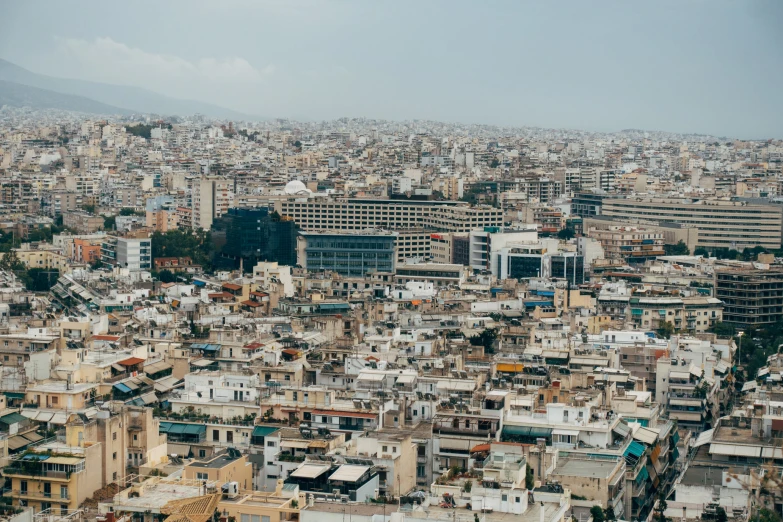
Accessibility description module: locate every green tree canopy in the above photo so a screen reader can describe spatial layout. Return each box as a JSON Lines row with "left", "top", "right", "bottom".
{"left": 664, "top": 240, "right": 690, "bottom": 256}
{"left": 469, "top": 328, "right": 498, "bottom": 354}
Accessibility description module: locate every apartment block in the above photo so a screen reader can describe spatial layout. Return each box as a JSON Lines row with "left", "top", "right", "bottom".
{"left": 715, "top": 268, "right": 783, "bottom": 327}
{"left": 275, "top": 197, "right": 503, "bottom": 233}
{"left": 601, "top": 197, "right": 783, "bottom": 249}
{"left": 100, "top": 236, "right": 152, "bottom": 271}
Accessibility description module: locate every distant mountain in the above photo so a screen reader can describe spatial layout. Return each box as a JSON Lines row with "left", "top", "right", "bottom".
{"left": 0, "top": 59, "right": 258, "bottom": 120}
{"left": 0, "top": 79, "right": 134, "bottom": 115}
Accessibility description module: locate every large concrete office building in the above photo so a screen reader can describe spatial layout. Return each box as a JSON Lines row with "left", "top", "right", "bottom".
{"left": 600, "top": 197, "right": 783, "bottom": 250}
{"left": 275, "top": 196, "right": 503, "bottom": 232}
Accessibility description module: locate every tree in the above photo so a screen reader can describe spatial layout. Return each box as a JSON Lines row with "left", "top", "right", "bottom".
{"left": 0, "top": 251, "right": 25, "bottom": 272}
{"left": 604, "top": 506, "right": 616, "bottom": 521}
{"left": 82, "top": 204, "right": 96, "bottom": 214}
{"left": 694, "top": 246, "right": 709, "bottom": 257}
{"left": 490, "top": 159, "right": 500, "bottom": 168}
{"left": 557, "top": 227, "right": 575, "bottom": 240}
{"left": 25, "top": 268, "right": 59, "bottom": 292}
{"left": 590, "top": 506, "right": 605, "bottom": 522}
{"left": 710, "top": 322, "right": 736, "bottom": 337}
{"left": 758, "top": 509, "right": 783, "bottom": 522}
{"left": 103, "top": 215, "right": 116, "bottom": 231}
{"left": 151, "top": 229, "right": 213, "bottom": 272}
{"left": 294, "top": 140, "right": 302, "bottom": 148}
{"left": 656, "top": 321, "right": 676, "bottom": 339}
{"left": 119, "top": 208, "right": 144, "bottom": 216}
{"left": 469, "top": 328, "right": 498, "bottom": 354}
{"left": 525, "top": 463, "right": 534, "bottom": 489}
{"left": 157, "top": 269, "right": 176, "bottom": 283}
{"left": 694, "top": 379, "right": 710, "bottom": 398}
{"left": 664, "top": 240, "right": 690, "bottom": 256}
{"left": 715, "top": 507, "right": 728, "bottom": 522}
{"left": 654, "top": 492, "right": 668, "bottom": 522}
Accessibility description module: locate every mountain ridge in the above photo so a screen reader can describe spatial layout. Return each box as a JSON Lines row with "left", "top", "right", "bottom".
{"left": 0, "top": 58, "right": 259, "bottom": 120}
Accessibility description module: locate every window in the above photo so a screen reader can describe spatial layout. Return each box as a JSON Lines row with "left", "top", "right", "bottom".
{"left": 113, "top": 472, "right": 117, "bottom": 481}
{"left": 51, "top": 396, "right": 58, "bottom": 405}
{"left": 113, "top": 452, "right": 117, "bottom": 460}
{"left": 213, "top": 430, "right": 220, "bottom": 442}
{"left": 502, "top": 494, "right": 508, "bottom": 502}
{"left": 113, "top": 432, "right": 117, "bottom": 440}
{"left": 134, "top": 434, "right": 138, "bottom": 441}
{"left": 197, "top": 472, "right": 208, "bottom": 480}
{"left": 382, "top": 445, "right": 388, "bottom": 453}
{"left": 199, "top": 449, "right": 206, "bottom": 458}
{"left": 267, "top": 441, "right": 275, "bottom": 447}
{"left": 227, "top": 431, "right": 233, "bottom": 443}
{"left": 60, "top": 486, "right": 68, "bottom": 499}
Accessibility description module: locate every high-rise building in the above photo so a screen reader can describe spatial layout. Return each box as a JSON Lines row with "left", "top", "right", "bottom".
{"left": 192, "top": 177, "right": 234, "bottom": 230}
{"left": 210, "top": 208, "right": 296, "bottom": 272}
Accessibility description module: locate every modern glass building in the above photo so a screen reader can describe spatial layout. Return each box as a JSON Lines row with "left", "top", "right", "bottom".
{"left": 211, "top": 208, "right": 297, "bottom": 272}
{"left": 298, "top": 231, "right": 396, "bottom": 277}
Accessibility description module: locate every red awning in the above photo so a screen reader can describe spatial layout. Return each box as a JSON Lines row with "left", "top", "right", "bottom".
{"left": 470, "top": 444, "right": 491, "bottom": 453}
{"left": 118, "top": 357, "right": 145, "bottom": 366}
{"left": 93, "top": 335, "right": 121, "bottom": 342}
{"left": 241, "top": 300, "right": 263, "bottom": 308}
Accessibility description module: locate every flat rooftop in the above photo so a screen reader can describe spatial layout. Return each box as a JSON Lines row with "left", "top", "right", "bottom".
{"left": 552, "top": 458, "right": 619, "bottom": 479}
{"left": 115, "top": 483, "right": 206, "bottom": 512}
{"left": 303, "top": 501, "right": 560, "bottom": 522}
{"left": 188, "top": 454, "right": 244, "bottom": 469}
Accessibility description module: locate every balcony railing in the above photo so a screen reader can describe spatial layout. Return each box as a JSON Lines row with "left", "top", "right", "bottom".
{"left": 4, "top": 467, "right": 74, "bottom": 480}
{"left": 8, "top": 489, "right": 70, "bottom": 501}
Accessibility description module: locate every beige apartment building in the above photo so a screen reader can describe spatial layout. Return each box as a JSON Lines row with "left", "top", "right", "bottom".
{"left": 586, "top": 226, "right": 665, "bottom": 263}
{"left": 192, "top": 178, "right": 234, "bottom": 230}
{"left": 600, "top": 197, "right": 783, "bottom": 249}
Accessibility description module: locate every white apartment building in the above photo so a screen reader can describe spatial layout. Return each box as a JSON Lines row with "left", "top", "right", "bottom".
{"left": 100, "top": 237, "right": 152, "bottom": 271}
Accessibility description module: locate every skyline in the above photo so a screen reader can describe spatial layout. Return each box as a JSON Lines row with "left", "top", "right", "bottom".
{"left": 1, "top": 0, "right": 782, "bottom": 138}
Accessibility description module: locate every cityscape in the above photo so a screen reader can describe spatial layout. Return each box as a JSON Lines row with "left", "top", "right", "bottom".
{"left": 0, "top": 4, "right": 782, "bottom": 522}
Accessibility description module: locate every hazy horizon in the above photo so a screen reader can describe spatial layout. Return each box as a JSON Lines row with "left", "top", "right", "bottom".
{"left": 1, "top": 0, "right": 781, "bottom": 138}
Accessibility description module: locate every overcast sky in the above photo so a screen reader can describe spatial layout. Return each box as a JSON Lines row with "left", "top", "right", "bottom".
{"left": 1, "top": 0, "right": 781, "bottom": 137}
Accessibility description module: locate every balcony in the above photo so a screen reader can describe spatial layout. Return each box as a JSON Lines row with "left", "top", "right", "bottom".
{"left": 10, "top": 489, "right": 70, "bottom": 501}
{"left": 3, "top": 468, "right": 74, "bottom": 481}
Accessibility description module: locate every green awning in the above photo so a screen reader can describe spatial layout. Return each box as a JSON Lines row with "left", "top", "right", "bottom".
{"left": 167, "top": 423, "right": 188, "bottom": 434}
{"left": 3, "top": 392, "right": 25, "bottom": 400}
{"left": 528, "top": 427, "right": 553, "bottom": 438}
{"left": 159, "top": 422, "right": 172, "bottom": 433}
{"left": 183, "top": 424, "right": 206, "bottom": 435}
{"left": 252, "top": 425, "right": 279, "bottom": 438}
{"left": 502, "top": 425, "right": 531, "bottom": 437}
{"left": 0, "top": 413, "right": 27, "bottom": 425}
{"left": 635, "top": 465, "right": 649, "bottom": 485}
{"left": 624, "top": 441, "right": 646, "bottom": 459}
